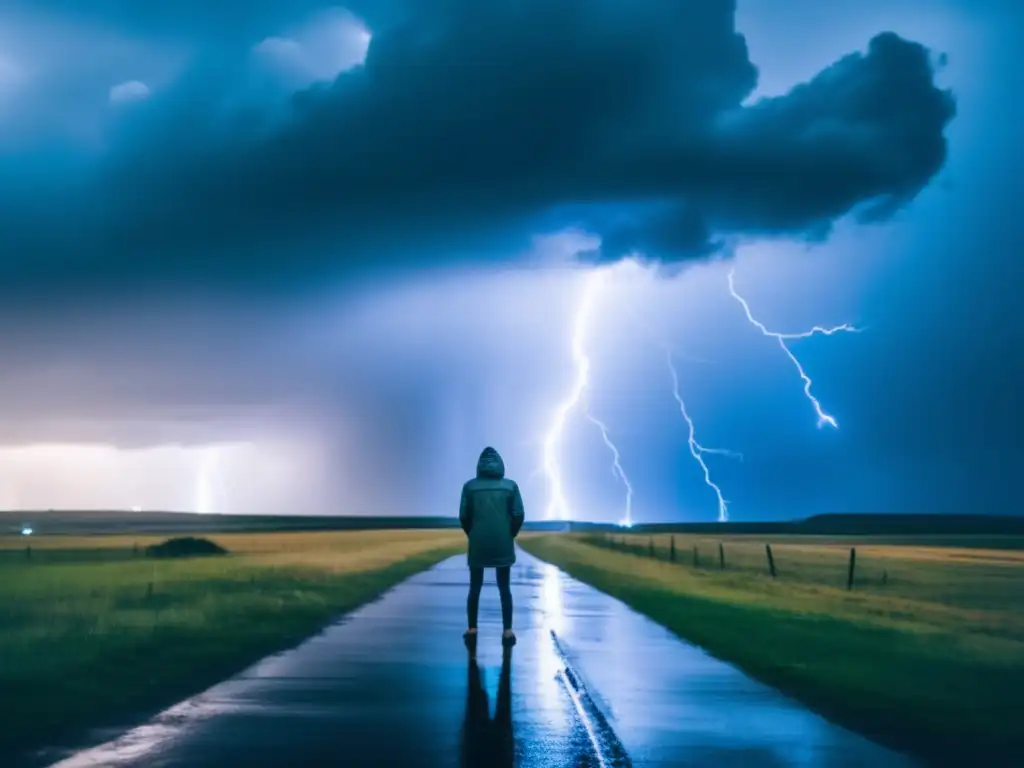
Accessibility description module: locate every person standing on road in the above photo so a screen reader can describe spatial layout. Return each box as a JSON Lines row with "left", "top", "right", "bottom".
{"left": 459, "top": 446, "right": 525, "bottom": 648}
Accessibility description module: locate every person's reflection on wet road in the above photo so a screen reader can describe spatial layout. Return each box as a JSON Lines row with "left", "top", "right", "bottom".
{"left": 461, "top": 647, "right": 514, "bottom": 768}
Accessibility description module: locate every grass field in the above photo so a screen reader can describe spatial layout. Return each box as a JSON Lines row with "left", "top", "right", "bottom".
{"left": 0, "top": 530, "right": 463, "bottom": 757}
{"left": 519, "top": 533, "right": 1024, "bottom": 766}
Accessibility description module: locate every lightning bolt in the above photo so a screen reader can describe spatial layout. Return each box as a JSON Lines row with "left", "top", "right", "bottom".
{"left": 583, "top": 396, "right": 634, "bottom": 527}
{"left": 625, "top": 302, "right": 741, "bottom": 522}
{"left": 666, "top": 351, "right": 742, "bottom": 522}
{"left": 196, "top": 447, "right": 229, "bottom": 514}
{"left": 727, "top": 268, "right": 859, "bottom": 429}
{"left": 541, "top": 269, "right": 635, "bottom": 525}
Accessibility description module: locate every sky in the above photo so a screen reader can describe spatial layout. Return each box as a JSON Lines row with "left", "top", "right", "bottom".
{"left": 0, "top": 0, "right": 1020, "bottom": 522}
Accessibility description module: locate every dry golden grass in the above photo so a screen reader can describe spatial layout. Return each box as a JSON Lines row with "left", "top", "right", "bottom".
{"left": 2, "top": 530, "right": 465, "bottom": 573}
{"left": 0, "top": 528, "right": 461, "bottom": 553}
{"left": 589, "top": 532, "right": 1024, "bottom": 636}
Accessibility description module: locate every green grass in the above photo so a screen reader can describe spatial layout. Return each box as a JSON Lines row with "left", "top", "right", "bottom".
{"left": 519, "top": 533, "right": 1024, "bottom": 767}
{"left": 0, "top": 530, "right": 463, "bottom": 755}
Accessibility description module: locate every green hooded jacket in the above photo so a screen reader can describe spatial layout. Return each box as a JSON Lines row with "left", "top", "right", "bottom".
{"left": 459, "top": 447, "right": 525, "bottom": 568}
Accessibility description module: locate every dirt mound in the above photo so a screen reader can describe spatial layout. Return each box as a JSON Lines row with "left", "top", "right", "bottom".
{"left": 145, "top": 536, "right": 228, "bottom": 559}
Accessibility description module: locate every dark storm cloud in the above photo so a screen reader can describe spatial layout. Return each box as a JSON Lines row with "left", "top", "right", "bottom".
{"left": 0, "top": 0, "right": 955, "bottom": 298}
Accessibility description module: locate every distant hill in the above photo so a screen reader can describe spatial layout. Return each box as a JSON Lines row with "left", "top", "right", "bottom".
{"left": 800, "top": 513, "right": 1024, "bottom": 535}
{"left": 1, "top": 510, "right": 1021, "bottom": 538}
{"left": 577, "top": 513, "right": 1024, "bottom": 537}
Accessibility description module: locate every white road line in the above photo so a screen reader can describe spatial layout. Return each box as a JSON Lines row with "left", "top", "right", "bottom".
{"left": 557, "top": 666, "right": 610, "bottom": 768}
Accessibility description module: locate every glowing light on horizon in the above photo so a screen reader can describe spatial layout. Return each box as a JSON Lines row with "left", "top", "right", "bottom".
{"left": 727, "top": 268, "right": 859, "bottom": 429}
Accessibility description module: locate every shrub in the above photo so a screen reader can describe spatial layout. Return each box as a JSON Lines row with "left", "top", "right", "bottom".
{"left": 145, "top": 536, "right": 228, "bottom": 559}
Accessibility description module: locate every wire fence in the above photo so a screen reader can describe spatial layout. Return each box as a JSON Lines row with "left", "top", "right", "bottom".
{"left": 577, "top": 532, "right": 1024, "bottom": 608}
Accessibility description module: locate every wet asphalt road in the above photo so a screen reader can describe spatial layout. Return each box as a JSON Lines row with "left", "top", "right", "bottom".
{"left": 37, "top": 551, "right": 915, "bottom": 767}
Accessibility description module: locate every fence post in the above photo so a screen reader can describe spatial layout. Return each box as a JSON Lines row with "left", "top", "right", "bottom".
{"left": 847, "top": 548, "right": 857, "bottom": 590}
{"left": 25, "top": 545, "right": 31, "bottom": 560}
{"left": 882, "top": 569, "right": 888, "bottom": 586}
{"left": 765, "top": 543, "right": 776, "bottom": 578}
{"left": 146, "top": 581, "right": 154, "bottom": 599}
{"left": 648, "top": 537, "right": 655, "bottom": 558}
{"left": 693, "top": 545, "right": 699, "bottom": 568}
{"left": 718, "top": 542, "right": 725, "bottom": 570}
{"left": 669, "top": 536, "right": 676, "bottom": 562}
